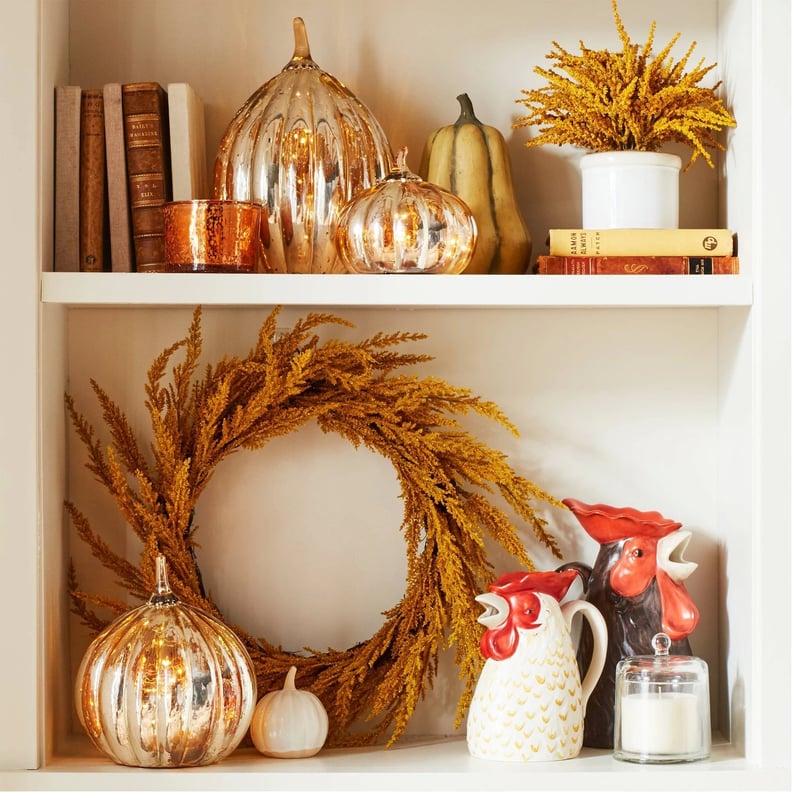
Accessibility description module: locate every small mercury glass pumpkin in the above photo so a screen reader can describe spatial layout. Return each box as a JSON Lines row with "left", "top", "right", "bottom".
{"left": 74, "top": 555, "right": 257, "bottom": 767}
{"left": 334, "top": 147, "right": 477, "bottom": 273}
{"left": 213, "top": 16, "right": 394, "bottom": 273}
{"left": 250, "top": 666, "right": 329, "bottom": 758}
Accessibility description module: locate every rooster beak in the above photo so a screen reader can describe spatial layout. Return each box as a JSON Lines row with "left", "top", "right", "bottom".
{"left": 475, "top": 592, "right": 509, "bottom": 629}
{"left": 656, "top": 529, "right": 698, "bottom": 583}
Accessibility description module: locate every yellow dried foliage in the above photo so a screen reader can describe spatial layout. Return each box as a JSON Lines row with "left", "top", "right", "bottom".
{"left": 67, "top": 307, "right": 563, "bottom": 747}
{"left": 513, "top": 1, "right": 736, "bottom": 169}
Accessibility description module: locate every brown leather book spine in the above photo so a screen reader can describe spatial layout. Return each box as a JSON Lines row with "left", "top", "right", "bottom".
{"left": 54, "top": 85, "right": 82, "bottom": 272}
{"left": 122, "top": 82, "right": 172, "bottom": 271}
{"left": 79, "top": 88, "right": 107, "bottom": 272}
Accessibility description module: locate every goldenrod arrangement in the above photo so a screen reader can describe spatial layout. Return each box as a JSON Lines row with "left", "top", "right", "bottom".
{"left": 67, "top": 307, "right": 562, "bottom": 746}
{"left": 514, "top": 1, "right": 736, "bottom": 169}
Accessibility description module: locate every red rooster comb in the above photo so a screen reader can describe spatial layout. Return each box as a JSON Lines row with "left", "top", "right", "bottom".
{"left": 563, "top": 498, "right": 682, "bottom": 543}
{"left": 490, "top": 569, "right": 579, "bottom": 603}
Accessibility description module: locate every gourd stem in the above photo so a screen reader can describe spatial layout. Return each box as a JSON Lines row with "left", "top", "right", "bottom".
{"left": 284, "top": 665, "right": 298, "bottom": 690}
{"left": 292, "top": 17, "right": 312, "bottom": 60}
{"left": 455, "top": 93, "right": 481, "bottom": 125}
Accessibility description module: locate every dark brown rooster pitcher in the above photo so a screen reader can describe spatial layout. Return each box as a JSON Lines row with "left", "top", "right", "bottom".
{"left": 558, "top": 499, "right": 700, "bottom": 749}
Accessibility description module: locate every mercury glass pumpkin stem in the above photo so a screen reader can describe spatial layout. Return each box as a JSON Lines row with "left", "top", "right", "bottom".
{"left": 292, "top": 17, "right": 311, "bottom": 60}
{"left": 156, "top": 554, "right": 169, "bottom": 594}
{"left": 149, "top": 554, "right": 178, "bottom": 606}
{"left": 395, "top": 147, "right": 409, "bottom": 174}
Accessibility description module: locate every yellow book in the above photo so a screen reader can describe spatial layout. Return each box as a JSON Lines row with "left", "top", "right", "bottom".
{"left": 548, "top": 228, "right": 735, "bottom": 257}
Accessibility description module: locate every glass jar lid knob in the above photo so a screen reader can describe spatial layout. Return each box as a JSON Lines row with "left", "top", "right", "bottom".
{"left": 652, "top": 632, "right": 672, "bottom": 658}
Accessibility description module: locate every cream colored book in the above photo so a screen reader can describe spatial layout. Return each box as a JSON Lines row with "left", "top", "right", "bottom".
{"left": 548, "top": 227, "right": 735, "bottom": 257}
{"left": 167, "top": 82, "right": 208, "bottom": 200}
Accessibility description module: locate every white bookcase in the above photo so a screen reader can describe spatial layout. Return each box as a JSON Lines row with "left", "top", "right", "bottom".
{"left": 1, "top": 1, "right": 789, "bottom": 789}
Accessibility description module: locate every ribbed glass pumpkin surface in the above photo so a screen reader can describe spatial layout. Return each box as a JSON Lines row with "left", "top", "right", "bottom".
{"left": 213, "top": 17, "right": 394, "bottom": 273}
{"left": 74, "top": 557, "right": 257, "bottom": 767}
{"left": 334, "top": 148, "right": 477, "bottom": 273}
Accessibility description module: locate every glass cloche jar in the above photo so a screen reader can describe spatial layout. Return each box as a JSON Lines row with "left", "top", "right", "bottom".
{"left": 614, "top": 633, "right": 711, "bottom": 764}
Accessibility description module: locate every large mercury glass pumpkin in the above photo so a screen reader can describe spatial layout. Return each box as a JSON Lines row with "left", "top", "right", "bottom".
{"left": 334, "top": 148, "right": 477, "bottom": 273}
{"left": 213, "top": 16, "right": 394, "bottom": 273}
{"left": 74, "top": 555, "right": 257, "bottom": 768}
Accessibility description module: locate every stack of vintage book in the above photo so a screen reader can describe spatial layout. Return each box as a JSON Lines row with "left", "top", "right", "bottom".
{"left": 53, "top": 81, "right": 208, "bottom": 272}
{"left": 535, "top": 228, "right": 739, "bottom": 275}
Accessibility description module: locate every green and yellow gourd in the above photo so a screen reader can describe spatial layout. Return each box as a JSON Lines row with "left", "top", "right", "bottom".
{"left": 419, "top": 93, "right": 532, "bottom": 274}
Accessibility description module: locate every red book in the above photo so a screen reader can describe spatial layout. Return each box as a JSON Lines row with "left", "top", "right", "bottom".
{"left": 535, "top": 255, "right": 740, "bottom": 275}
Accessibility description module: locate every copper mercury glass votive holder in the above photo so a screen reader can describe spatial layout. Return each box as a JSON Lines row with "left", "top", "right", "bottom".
{"left": 162, "top": 199, "right": 268, "bottom": 273}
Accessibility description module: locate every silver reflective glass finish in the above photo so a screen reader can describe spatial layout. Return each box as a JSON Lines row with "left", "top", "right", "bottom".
{"left": 335, "top": 148, "right": 477, "bottom": 274}
{"left": 74, "top": 556, "right": 257, "bottom": 767}
{"left": 213, "top": 17, "right": 394, "bottom": 273}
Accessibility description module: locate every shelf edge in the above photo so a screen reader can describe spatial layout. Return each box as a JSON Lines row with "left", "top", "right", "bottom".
{"left": 40, "top": 272, "right": 753, "bottom": 309}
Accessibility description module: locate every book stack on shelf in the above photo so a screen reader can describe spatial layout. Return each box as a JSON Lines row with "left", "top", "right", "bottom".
{"left": 535, "top": 228, "right": 739, "bottom": 275}
{"left": 53, "top": 81, "right": 207, "bottom": 273}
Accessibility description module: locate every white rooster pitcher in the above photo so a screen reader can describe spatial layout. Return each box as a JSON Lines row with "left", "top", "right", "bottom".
{"left": 467, "top": 569, "right": 607, "bottom": 762}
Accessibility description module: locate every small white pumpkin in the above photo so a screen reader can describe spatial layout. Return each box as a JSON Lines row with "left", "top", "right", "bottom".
{"left": 250, "top": 666, "right": 329, "bottom": 758}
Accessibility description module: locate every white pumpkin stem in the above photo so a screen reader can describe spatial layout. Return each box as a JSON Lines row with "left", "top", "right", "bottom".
{"left": 284, "top": 665, "right": 298, "bottom": 691}
{"left": 292, "top": 17, "right": 311, "bottom": 60}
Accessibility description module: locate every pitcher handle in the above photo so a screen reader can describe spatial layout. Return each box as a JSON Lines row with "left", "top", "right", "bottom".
{"left": 556, "top": 561, "right": 592, "bottom": 591}
{"left": 561, "top": 599, "right": 607, "bottom": 715}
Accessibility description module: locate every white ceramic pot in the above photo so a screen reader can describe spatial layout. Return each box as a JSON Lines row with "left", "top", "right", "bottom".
{"left": 580, "top": 151, "right": 682, "bottom": 229}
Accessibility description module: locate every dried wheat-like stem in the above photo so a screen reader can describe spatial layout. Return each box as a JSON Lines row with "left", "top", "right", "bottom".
{"left": 514, "top": 0, "right": 736, "bottom": 168}
{"left": 68, "top": 306, "right": 563, "bottom": 747}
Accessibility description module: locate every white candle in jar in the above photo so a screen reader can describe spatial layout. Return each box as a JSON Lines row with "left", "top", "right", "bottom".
{"left": 619, "top": 692, "right": 701, "bottom": 756}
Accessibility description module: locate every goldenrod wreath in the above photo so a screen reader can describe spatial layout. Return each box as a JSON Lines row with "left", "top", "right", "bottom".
{"left": 67, "top": 307, "right": 562, "bottom": 746}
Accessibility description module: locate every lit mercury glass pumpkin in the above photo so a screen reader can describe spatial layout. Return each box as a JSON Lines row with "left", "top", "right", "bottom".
{"left": 334, "top": 148, "right": 477, "bottom": 273}
{"left": 74, "top": 555, "right": 257, "bottom": 767}
{"left": 213, "top": 16, "right": 394, "bottom": 273}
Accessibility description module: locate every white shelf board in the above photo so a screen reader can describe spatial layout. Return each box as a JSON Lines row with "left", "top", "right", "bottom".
{"left": 2, "top": 736, "right": 780, "bottom": 792}
{"left": 40, "top": 272, "right": 753, "bottom": 308}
